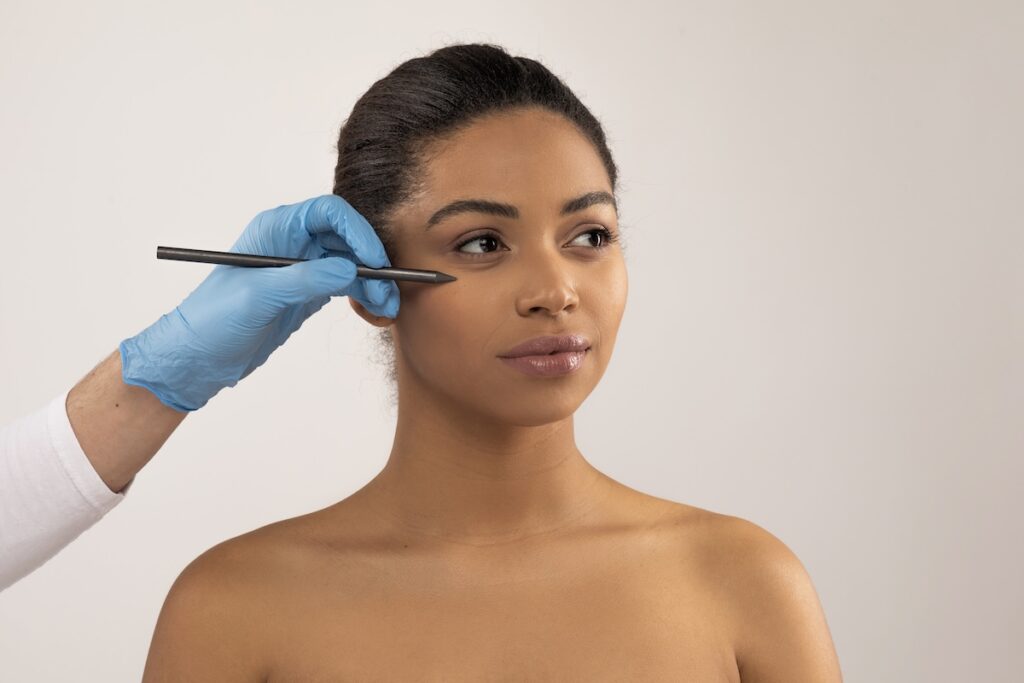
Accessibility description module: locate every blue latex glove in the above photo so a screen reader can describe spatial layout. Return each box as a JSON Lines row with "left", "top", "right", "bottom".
{"left": 119, "top": 195, "right": 399, "bottom": 412}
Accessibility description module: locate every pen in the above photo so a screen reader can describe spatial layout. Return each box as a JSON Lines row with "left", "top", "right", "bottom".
{"left": 156, "top": 246, "right": 457, "bottom": 284}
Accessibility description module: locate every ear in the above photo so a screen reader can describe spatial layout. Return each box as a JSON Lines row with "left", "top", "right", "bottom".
{"left": 348, "top": 296, "right": 395, "bottom": 328}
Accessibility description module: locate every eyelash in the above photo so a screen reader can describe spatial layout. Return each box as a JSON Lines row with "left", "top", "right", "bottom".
{"left": 453, "top": 226, "right": 620, "bottom": 258}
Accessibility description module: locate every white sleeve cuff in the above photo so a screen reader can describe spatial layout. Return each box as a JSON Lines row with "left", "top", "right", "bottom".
{"left": 0, "top": 389, "right": 132, "bottom": 591}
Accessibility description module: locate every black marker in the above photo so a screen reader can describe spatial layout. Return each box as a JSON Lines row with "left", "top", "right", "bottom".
{"left": 156, "top": 246, "right": 456, "bottom": 284}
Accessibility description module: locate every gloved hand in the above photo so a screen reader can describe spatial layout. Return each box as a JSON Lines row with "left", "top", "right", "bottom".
{"left": 119, "top": 194, "right": 399, "bottom": 412}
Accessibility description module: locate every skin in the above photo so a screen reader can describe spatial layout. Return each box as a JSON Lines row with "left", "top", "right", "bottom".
{"left": 67, "top": 348, "right": 186, "bottom": 495}
{"left": 343, "top": 104, "right": 631, "bottom": 545}
{"left": 142, "top": 106, "right": 843, "bottom": 681}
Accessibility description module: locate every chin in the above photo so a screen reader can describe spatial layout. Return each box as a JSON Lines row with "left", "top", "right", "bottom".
{"left": 478, "top": 380, "right": 597, "bottom": 426}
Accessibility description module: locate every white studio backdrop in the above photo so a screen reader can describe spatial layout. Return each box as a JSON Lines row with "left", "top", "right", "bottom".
{"left": 1, "top": 1, "right": 1021, "bottom": 680}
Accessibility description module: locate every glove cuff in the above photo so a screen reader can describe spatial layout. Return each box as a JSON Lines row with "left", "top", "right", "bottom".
{"left": 119, "top": 308, "right": 231, "bottom": 412}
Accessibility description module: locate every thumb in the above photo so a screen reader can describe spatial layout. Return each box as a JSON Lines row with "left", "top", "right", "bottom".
{"left": 265, "top": 256, "right": 359, "bottom": 308}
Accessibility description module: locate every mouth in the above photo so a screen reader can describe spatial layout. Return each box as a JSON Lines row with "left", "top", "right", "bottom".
{"left": 497, "top": 333, "right": 591, "bottom": 358}
{"left": 498, "top": 347, "right": 590, "bottom": 377}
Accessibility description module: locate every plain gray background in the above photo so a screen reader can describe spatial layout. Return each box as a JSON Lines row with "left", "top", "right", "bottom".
{"left": 1, "top": 1, "right": 1021, "bottom": 680}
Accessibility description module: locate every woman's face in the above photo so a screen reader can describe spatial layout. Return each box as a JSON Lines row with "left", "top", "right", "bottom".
{"left": 353, "top": 106, "right": 628, "bottom": 426}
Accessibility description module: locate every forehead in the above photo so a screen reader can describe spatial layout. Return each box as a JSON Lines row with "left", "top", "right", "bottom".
{"left": 406, "top": 107, "right": 612, "bottom": 220}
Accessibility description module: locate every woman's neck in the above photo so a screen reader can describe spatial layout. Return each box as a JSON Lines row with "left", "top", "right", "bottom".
{"left": 357, "top": 387, "right": 612, "bottom": 545}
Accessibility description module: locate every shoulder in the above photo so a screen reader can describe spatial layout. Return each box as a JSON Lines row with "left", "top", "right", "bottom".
{"left": 156, "top": 514, "right": 328, "bottom": 609}
{"left": 142, "top": 521, "right": 318, "bottom": 682}
{"left": 692, "top": 512, "right": 844, "bottom": 682}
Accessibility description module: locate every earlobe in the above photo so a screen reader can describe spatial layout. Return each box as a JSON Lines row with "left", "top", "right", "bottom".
{"left": 348, "top": 296, "right": 394, "bottom": 328}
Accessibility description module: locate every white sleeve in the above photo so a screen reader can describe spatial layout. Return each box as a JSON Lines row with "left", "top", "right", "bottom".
{"left": 0, "top": 389, "right": 133, "bottom": 592}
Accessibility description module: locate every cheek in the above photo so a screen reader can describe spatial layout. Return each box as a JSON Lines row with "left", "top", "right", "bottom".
{"left": 589, "top": 251, "right": 628, "bottom": 300}
{"left": 612, "top": 260, "right": 629, "bottom": 318}
{"left": 587, "top": 258, "right": 629, "bottom": 356}
{"left": 394, "top": 282, "right": 493, "bottom": 376}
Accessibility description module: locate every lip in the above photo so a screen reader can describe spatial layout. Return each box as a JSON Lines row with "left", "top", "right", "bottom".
{"left": 497, "top": 334, "right": 592, "bottom": 378}
{"left": 497, "top": 334, "right": 591, "bottom": 358}
{"left": 498, "top": 349, "right": 590, "bottom": 377}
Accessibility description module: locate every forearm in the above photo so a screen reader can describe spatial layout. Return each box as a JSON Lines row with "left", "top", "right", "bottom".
{"left": 66, "top": 349, "right": 188, "bottom": 493}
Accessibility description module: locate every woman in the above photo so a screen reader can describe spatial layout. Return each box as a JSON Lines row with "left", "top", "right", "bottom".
{"left": 142, "top": 43, "right": 842, "bottom": 681}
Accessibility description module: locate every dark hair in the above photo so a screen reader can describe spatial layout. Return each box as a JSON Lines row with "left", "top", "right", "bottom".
{"left": 332, "top": 42, "right": 622, "bottom": 398}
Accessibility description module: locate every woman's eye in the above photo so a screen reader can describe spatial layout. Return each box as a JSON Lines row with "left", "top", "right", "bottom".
{"left": 455, "top": 233, "right": 505, "bottom": 256}
{"left": 568, "top": 227, "right": 619, "bottom": 249}
{"left": 454, "top": 227, "right": 618, "bottom": 258}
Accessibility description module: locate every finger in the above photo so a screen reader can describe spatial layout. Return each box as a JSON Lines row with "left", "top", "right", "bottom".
{"left": 267, "top": 256, "right": 399, "bottom": 319}
{"left": 320, "top": 247, "right": 398, "bottom": 317}
{"left": 349, "top": 277, "right": 400, "bottom": 319}
{"left": 265, "top": 255, "right": 359, "bottom": 308}
{"left": 300, "top": 195, "right": 391, "bottom": 269}
{"left": 336, "top": 266, "right": 400, "bottom": 318}
{"left": 368, "top": 278, "right": 400, "bottom": 314}
{"left": 233, "top": 201, "right": 318, "bottom": 258}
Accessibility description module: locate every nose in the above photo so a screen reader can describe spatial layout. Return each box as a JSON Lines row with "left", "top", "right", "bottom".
{"left": 513, "top": 247, "right": 580, "bottom": 317}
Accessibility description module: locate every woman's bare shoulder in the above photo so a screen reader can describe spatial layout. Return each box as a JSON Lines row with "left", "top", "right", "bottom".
{"left": 670, "top": 508, "right": 843, "bottom": 681}
{"left": 180, "top": 503, "right": 368, "bottom": 577}
{"left": 143, "top": 521, "right": 311, "bottom": 680}
{"left": 633, "top": 497, "right": 806, "bottom": 587}
{"left": 144, "top": 507, "right": 370, "bottom": 678}
{"left": 676, "top": 508, "right": 810, "bottom": 588}
{"left": 613, "top": 486, "right": 785, "bottom": 550}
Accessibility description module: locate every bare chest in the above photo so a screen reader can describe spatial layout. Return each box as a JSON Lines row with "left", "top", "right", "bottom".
{"left": 262, "top": 543, "right": 739, "bottom": 682}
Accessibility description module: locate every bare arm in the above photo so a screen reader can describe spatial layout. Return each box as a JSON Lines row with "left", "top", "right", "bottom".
{"left": 66, "top": 349, "right": 188, "bottom": 494}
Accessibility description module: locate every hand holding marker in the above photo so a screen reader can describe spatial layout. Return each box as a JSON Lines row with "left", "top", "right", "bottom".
{"left": 119, "top": 195, "right": 456, "bottom": 412}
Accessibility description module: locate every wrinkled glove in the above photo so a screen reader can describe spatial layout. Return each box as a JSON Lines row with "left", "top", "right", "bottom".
{"left": 119, "top": 194, "right": 399, "bottom": 412}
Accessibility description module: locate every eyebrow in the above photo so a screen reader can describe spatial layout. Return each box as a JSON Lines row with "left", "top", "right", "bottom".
{"left": 425, "top": 190, "right": 617, "bottom": 230}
